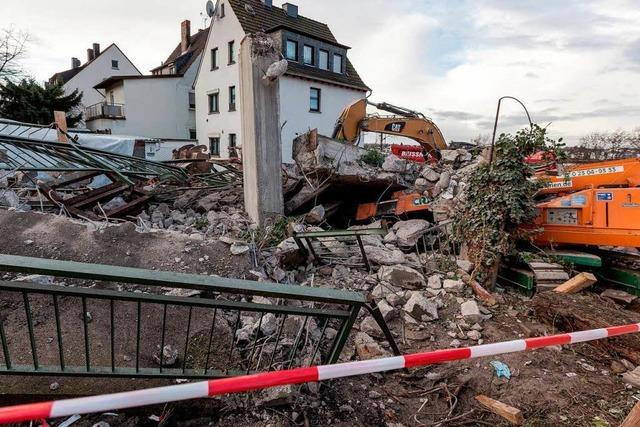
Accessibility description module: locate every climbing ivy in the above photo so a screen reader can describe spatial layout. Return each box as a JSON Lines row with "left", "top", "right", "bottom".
{"left": 453, "top": 125, "right": 565, "bottom": 288}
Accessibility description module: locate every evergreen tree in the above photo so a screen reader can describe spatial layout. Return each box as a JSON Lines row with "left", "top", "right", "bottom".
{"left": 0, "top": 78, "right": 83, "bottom": 126}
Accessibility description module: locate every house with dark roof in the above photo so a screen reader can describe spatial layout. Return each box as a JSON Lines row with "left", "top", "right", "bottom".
{"left": 194, "top": 0, "right": 369, "bottom": 162}
{"left": 85, "top": 21, "right": 210, "bottom": 140}
{"left": 48, "top": 43, "right": 142, "bottom": 113}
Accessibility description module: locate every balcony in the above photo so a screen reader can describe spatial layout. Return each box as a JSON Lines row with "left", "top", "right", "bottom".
{"left": 85, "top": 102, "right": 126, "bottom": 121}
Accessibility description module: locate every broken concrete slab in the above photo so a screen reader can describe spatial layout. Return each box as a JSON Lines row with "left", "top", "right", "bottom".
{"left": 377, "top": 265, "right": 426, "bottom": 290}
{"left": 461, "top": 300, "right": 483, "bottom": 322}
{"left": 421, "top": 166, "right": 441, "bottom": 182}
{"left": 305, "top": 205, "right": 325, "bottom": 224}
{"left": 456, "top": 259, "right": 475, "bottom": 274}
{"left": 377, "top": 299, "right": 397, "bottom": 321}
{"left": 427, "top": 275, "right": 443, "bottom": 289}
{"left": 443, "top": 279, "right": 465, "bottom": 291}
{"left": 364, "top": 245, "right": 406, "bottom": 266}
{"left": 382, "top": 154, "right": 408, "bottom": 173}
{"left": 354, "top": 332, "right": 391, "bottom": 360}
{"left": 359, "top": 316, "right": 385, "bottom": 338}
{"left": 440, "top": 150, "right": 460, "bottom": 163}
{"left": 404, "top": 292, "right": 439, "bottom": 322}
{"left": 383, "top": 231, "right": 398, "bottom": 245}
{"left": 153, "top": 344, "right": 178, "bottom": 367}
{"left": 392, "top": 219, "right": 431, "bottom": 247}
{"left": 255, "top": 385, "right": 297, "bottom": 407}
{"left": 230, "top": 242, "right": 250, "bottom": 255}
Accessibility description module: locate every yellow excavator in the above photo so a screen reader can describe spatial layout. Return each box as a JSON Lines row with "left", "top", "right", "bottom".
{"left": 332, "top": 99, "right": 448, "bottom": 159}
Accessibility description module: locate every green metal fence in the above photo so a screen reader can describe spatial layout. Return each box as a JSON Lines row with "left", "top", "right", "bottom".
{"left": 0, "top": 254, "right": 398, "bottom": 379}
{"left": 294, "top": 228, "right": 388, "bottom": 270}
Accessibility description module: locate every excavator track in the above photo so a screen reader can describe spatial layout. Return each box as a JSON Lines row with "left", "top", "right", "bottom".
{"left": 498, "top": 260, "right": 569, "bottom": 296}
{"left": 592, "top": 249, "right": 640, "bottom": 296}
{"left": 500, "top": 248, "right": 640, "bottom": 297}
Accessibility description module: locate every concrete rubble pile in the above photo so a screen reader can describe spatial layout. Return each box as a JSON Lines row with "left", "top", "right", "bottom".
{"left": 137, "top": 182, "right": 251, "bottom": 241}
{"left": 409, "top": 147, "right": 482, "bottom": 223}
{"left": 283, "top": 129, "right": 484, "bottom": 224}
{"left": 266, "top": 138, "right": 491, "bottom": 361}
{"left": 284, "top": 129, "right": 420, "bottom": 216}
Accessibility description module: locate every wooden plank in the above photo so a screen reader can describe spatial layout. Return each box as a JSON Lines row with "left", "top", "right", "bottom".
{"left": 475, "top": 394, "right": 524, "bottom": 425}
{"left": 54, "top": 111, "right": 68, "bottom": 143}
{"left": 554, "top": 272, "right": 597, "bottom": 294}
{"left": 621, "top": 400, "right": 640, "bottom": 427}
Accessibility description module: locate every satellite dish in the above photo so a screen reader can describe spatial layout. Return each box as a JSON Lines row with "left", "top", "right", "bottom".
{"left": 206, "top": 0, "right": 216, "bottom": 18}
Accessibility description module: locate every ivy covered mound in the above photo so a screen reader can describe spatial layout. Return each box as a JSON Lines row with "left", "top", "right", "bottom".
{"left": 453, "top": 125, "right": 564, "bottom": 289}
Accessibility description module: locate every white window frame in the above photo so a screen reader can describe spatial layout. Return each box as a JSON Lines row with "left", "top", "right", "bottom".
{"left": 310, "top": 87, "right": 321, "bottom": 113}
{"left": 333, "top": 54, "right": 343, "bottom": 74}
{"left": 303, "top": 45, "right": 314, "bottom": 66}
{"left": 286, "top": 40, "right": 298, "bottom": 61}
{"left": 319, "top": 49, "right": 329, "bottom": 70}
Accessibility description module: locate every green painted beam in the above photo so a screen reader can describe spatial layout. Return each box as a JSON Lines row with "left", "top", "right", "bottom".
{"left": 0, "top": 280, "right": 351, "bottom": 319}
{"left": 546, "top": 250, "right": 602, "bottom": 267}
{"left": 0, "top": 254, "right": 365, "bottom": 305}
{"left": 597, "top": 266, "right": 640, "bottom": 296}
{"left": 498, "top": 265, "right": 536, "bottom": 297}
{"left": 296, "top": 228, "right": 387, "bottom": 238}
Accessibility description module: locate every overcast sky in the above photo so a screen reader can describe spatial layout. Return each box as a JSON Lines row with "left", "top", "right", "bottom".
{"left": 3, "top": 0, "right": 640, "bottom": 144}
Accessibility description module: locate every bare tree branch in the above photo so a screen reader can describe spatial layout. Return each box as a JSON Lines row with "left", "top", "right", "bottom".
{"left": 0, "top": 26, "right": 31, "bottom": 79}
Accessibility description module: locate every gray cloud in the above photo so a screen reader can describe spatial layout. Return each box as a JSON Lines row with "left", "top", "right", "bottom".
{"left": 476, "top": 105, "right": 640, "bottom": 129}
{"left": 626, "top": 38, "right": 640, "bottom": 64}
{"left": 429, "top": 110, "right": 487, "bottom": 121}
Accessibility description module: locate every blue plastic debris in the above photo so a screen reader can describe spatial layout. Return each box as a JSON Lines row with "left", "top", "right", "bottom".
{"left": 490, "top": 360, "right": 511, "bottom": 379}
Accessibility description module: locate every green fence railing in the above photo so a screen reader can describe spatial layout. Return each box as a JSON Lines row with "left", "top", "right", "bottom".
{"left": 0, "top": 254, "right": 398, "bottom": 379}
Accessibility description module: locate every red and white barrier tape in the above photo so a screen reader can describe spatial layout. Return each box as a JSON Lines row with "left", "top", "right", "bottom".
{"left": 1, "top": 322, "right": 638, "bottom": 424}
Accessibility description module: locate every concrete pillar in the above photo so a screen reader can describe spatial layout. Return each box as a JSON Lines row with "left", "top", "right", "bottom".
{"left": 239, "top": 33, "right": 284, "bottom": 226}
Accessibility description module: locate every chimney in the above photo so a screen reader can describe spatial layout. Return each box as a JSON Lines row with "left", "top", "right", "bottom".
{"left": 262, "top": 0, "right": 272, "bottom": 7}
{"left": 181, "top": 20, "right": 191, "bottom": 53}
{"left": 87, "top": 48, "right": 95, "bottom": 62}
{"left": 93, "top": 43, "right": 101, "bottom": 56}
{"left": 282, "top": 3, "right": 298, "bottom": 17}
{"left": 71, "top": 57, "right": 81, "bottom": 69}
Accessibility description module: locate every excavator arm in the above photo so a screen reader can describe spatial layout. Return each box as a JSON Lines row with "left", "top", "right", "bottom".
{"left": 332, "top": 99, "right": 448, "bottom": 159}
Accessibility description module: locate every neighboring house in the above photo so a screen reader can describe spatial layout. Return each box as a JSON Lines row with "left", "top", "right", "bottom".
{"left": 48, "top": 43, "right": 141, "bottom": 113}
{"left": 85, "top": 21, "right": 209, "bottom": 140}
{"left": 194, "top": 0, "right": 369, "bottom": 162}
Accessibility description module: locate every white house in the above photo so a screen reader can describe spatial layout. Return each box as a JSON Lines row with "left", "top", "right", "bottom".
{"left": 84, "top": 21, "right": 209, "bottom": 140}
{"left": 48, "top": 43, "right": 141, "bottom": 112}
{"left": 194, "top": 0, "right": 369, "bottom": 162}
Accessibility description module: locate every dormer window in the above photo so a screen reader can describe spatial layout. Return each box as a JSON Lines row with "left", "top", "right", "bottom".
{"left": 286, "top": 40, "right": 298, "bottom": 61}
{"left": 333, "top": 53, "right": 343, "bottom": 74}
{"left": 303, "top": 45, "right": 314, "bottom": 66}
{"left": 319, "top": 49, "right": 328, "bottom": 70}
